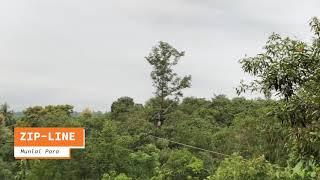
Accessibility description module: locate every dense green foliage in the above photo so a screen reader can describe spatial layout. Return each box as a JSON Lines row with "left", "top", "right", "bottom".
{"left": 1, "top": 18, "right": 320, "bottom": 179}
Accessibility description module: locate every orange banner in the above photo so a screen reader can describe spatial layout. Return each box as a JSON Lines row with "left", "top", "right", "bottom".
{"left": 14, "top": 127, "right": 85, "bottom": 147}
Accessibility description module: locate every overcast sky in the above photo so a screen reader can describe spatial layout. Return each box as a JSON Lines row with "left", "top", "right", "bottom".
{"left": 0, "top": 0, "right": 319, "bottom": 111}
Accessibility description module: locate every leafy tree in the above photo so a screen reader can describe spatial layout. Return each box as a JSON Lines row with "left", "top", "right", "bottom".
{"left": 102, "top": 172, "right": 132, "bottom": 180}
{"left": 0, "top": 103, "right": 14, "bottom": 127}
{"left": 146, "top": 41, "right": 191, "bottom": 127}
{"left": 127, "top": 144, "right": 160, "bottom": 179}
{"left": 20, "top": 105, "right": 74, "bottom": 127}
{"left": 80, "top": 107, "right": 93, "bottom": 118}
{"left": 209, "top": 154, "right": 320, "bottom": 180}
{"left": 157, "top": 149, "right": 207, "bottom": 179}
{"left": 0, "top": 120, "right": 15, "bottom": 180}
{"left": 178, "top": 97, "right": 211, "bottom": 115}
{"left": 111, "top": 97, "right": 135, "bottom": 120}
{"left": 237, "top": 17, "right": 320, "bottom": 127}
{"left": 237, "top": 17, "right": 320, "bottom": 163}
{"left": 208, "top": 154, "right": 289, "bottom": 180}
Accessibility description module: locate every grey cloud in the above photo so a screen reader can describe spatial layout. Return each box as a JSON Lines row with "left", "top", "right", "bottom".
{"left": 0, "top": 0, "right": 319, "bottom": 111}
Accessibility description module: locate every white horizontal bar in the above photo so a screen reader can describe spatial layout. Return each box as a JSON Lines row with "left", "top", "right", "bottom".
{"left": 14, "top": 146, "right": 70, "bottom": 158}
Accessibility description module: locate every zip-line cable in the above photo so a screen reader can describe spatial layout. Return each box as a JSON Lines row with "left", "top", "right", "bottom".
{"left": 147, "top": 134, "right": 287, "bottom": 169}
{"left": 147, "top": 100, "right": 232, "bottom": 157}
